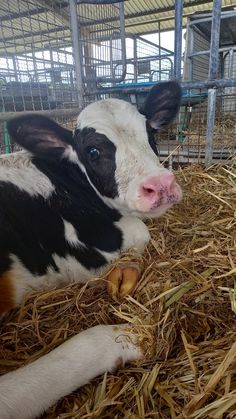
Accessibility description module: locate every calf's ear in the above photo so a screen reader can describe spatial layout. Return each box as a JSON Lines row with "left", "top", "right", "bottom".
{"left": 141, "top": 81, "right": 181, "bottom": 130}
{"left": 7, "top": 115, "right": 73, "bottom": 159}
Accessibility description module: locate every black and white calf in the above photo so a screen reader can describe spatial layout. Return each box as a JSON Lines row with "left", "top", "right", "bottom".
{"left": 0, "top": 82, "right": 182, "bottom": 419}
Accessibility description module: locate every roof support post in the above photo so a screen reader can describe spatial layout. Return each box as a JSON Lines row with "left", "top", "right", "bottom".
{"left": 205, "top": 0, "right": 222, "bottom": 167}
{"left": 174, "top": 0, "right": 183, "bottom": 80}
{"left": 69, "top": 0, "right": 84, "bottom": 107}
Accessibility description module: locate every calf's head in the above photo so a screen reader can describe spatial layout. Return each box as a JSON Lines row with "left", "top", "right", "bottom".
{"left": 8, "top": 81, "right": 182, "bottom": 218}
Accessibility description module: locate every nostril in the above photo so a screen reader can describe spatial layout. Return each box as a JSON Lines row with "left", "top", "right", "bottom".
{"left": 141, "top": 185, "right": 157, "bottom": 199}
{"left": 145, "top": 187, "right": 155, "bottom": 194}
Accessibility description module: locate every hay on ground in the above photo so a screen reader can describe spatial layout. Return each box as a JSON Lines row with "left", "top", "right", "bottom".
{"left": 0, "top": 158, "right": 236, "bottom": 418}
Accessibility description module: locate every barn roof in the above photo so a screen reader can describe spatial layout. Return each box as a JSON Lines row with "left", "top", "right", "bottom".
{"left": 1, "top": 0, "right": 236, "bottom": 55}
{"left": 124, "top": 0, "right": 236, "bottom": 35}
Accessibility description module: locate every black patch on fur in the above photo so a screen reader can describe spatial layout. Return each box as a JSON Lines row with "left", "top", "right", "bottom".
{"left": 74, "top": 127, "right": 118, "bottom": 198}
{"left": 146, "top": 121, "right": 159, "bottom": 156}
{"left": 7, "top": 114, "right": 73, "bottom": 160}
{"left": 0, "top": 156, "right": 122, "bottom": 277}
{"left": 141, "top": 81, "right": 182, "bottom": 130}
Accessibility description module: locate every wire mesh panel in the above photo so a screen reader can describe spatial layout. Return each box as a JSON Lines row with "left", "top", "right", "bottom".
{"left": 76, "top": 1, "right": 125, "bottom": 103}
{"left": 223, "top": 50, "right": 236, "bottom": 112}
{"left": 157, "top": 88, "right": 236, "bottom": 167}
{"left": 134, "top": 36, "right": 174, "bottom": 83}
{"left": 178, "top": 11, "right": 236, "bottom": 165}
{"left": 118, "top": 35, "right": 174, "bottom": 84}
{"left": 0, "top": 0, "right": 80, "bottom": 154}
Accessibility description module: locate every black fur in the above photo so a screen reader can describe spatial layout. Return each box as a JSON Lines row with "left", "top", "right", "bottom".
{"left": 74, "top": 127, "right": 118, "bottom": 198}
{"left": 4, "top": 114, "right": 121, "bottom": 277}
{"left": 146, "top": 121, "right": 159, "bottom": 156}
{"left": 7, "top": 114, "right": 73, "bottom": 160}
{"left": 0, "top": 156, "right": 122, "bottom": 276}
{"left": 141, "top": 81, "right": 181, "bottom": 130}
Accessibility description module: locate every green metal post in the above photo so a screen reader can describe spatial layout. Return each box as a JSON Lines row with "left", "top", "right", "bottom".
{"left": 3, "top": 121, "right": 11, "bottom": 154}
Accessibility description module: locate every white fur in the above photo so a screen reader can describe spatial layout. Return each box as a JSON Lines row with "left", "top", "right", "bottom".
{"left": 8, "top": 253, "right": 93, "bottom": 306}
{"left": 0, "top": 152, "right": 54, "bottom": 198}
{"left": 7, "top": 255, "right": 70, "bottom": 305}
{"left": 63, "top": 146, "right": 80, "bottom": 164}
{"left": 0, "top": 324, "right": 141, "bottom": 419}
{"left": 116, "top": 216, "right": 150, "bottom": 253}
{"left": 63, "top": 219, "right": 83, "bottom": 247}
{"left": 76, "top": 99, "right": 172, "bottom": 216}
{"left": 52, "top": 253, "right": 93, "bottom": 283}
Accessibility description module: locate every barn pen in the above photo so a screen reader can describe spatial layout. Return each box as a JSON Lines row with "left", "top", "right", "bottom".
{"left": 0, "top": 0, "right": 236, "bottom": 418}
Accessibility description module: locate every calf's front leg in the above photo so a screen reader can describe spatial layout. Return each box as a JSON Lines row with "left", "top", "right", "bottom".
{"left": 0, "top": 324, "right": 141, "bottom": 419}
{"left": 106, "top": 217, "right": 150, "bottom": 298}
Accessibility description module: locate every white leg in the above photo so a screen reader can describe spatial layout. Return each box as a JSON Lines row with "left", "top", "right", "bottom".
{"left": 116, "top": 216, "right": 150, "bottom": 253}
{"left": 0, "top": 325, "right": 141, "bottom": 419}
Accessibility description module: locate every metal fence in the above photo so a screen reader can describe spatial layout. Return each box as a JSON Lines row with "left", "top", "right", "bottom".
{"left": 69, "top": 0, "right": 236, "bottom": 166}
{"left": 0, "top": 0, "right": 236, "bottom": 165}
{"left": 0, "top": 0, "right": 80, "bottom": 153}
{"left": 0, "top": 0, "right": 175, "bottom": 154}
{"left": 176, "top": 2, "right": 236, "bottom": 166}
{"left": 75, "top": 1, "right": 175, "bottom": 105}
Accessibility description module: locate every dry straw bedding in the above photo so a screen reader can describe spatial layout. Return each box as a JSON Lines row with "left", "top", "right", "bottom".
{"left": 185, "top": 116, "right": 236, "bottom": 149}
{"left": 0, "top": 159, "right": 236, "bottom": 418}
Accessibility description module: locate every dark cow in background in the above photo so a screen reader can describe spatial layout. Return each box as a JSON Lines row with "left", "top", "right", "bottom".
{"left": 0, "top": 82, "right": 182, "bottom": 419}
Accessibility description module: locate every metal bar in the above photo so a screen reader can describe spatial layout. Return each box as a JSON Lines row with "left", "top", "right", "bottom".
{"left": 0, "top": 7, "right": 49, "bottom": 22}
{"left": 190, "top": 10, "right": 236, "bottom": 19}
{"left": 134, "top": 35, "right": 173, "bottom": 54}
{"left": 77, "top": 0, "right": 123, "bottom": 3}
{"left": 133, "top": 36, "right": 138, "bottom": 83}
{"left": 158, "top": 21, "right": 161, "bottom": 81}
{"left": 101, "top": 32, "right": 174, "bottom": 55}
{"left": 0, "top": 108, "right": 82, "bottom": 122}
{"left": 84, "top": 78, "right": 236, "bottom": 97}
{"left": 90, "top": 53, "right": 174, "bottom": 66}
{"left": 11, "top": 56, "right": 18, "bottom": 82}
{"left": 208, "top": 0, "right": 222, "bottom": 80}
{"left": 182, "top": 79, "right": 236, "bottom": 89}
{"left": 189, "top": 11, "right": 236, "bottom": 26}
{"left": 0, "top": 40, "right": 73, "bottom": 55}
{"left": 1, "top": 26, "right": 68, "bottom": 44}
{"left": 3, "top": 121, "right": 11, "bottom": 154}
{"left": 228, "top": 48, "right": 234, "bottom": 79}
{"left": 174, "top": 0, "right": 183, "bottom": 80}
{"left": 118, "top": 1, "right": 126, "bottom": 82}
{"left": 189, "top": 45, "right": 236, "bottom": 58}
{"left": 205, "top": 88, "right": 217, "bottom": 167}
{"left": 189, "top": 25, "right": 194, "bottom": 80}
{"left": 96, "top": 2, "right": 126, "bottom": 84}
{"left": 205, "top": 0, "right": 222, "bottom": 167}
{"left": 69, "top": 0, "right": 84, "bottom": 107}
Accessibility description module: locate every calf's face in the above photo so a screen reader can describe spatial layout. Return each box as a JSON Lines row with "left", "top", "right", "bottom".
{"left": 8, "top": 81, "right": 182, "bottom": 218}
{"left": 75, "top": 81, "right": 182, "bottom": 217}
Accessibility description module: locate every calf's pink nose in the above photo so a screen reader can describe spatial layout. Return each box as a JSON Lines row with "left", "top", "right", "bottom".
{"left": 140, "top": 173, "right": 177, "bottom": 203}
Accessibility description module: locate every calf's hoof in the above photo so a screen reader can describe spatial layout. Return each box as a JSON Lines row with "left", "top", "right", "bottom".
{"left": 107, "top": 263, "right": 141, "bottom": 299}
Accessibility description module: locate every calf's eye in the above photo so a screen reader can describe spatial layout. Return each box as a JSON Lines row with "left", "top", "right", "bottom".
{"left": 87, "top": 147, "right": 100, "bottom": 161}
